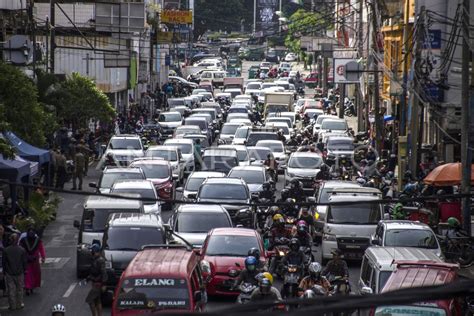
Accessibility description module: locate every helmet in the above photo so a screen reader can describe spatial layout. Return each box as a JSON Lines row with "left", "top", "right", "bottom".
{"left": 386, "top": 171, "right": 394, "bottom": 179}
{"left": 259, "top": 278, "right": 272, "bottom": 294}
{"left": 244, "top": 256, "right": 257, "bottom": 271}
{"left": 248, "top": 247, "right": 261, "bottom": 261}
{"left": 289, "top": 238, "right": 300, "bottom": 251}
{"left": 308, "top": 262, "right": 322, "bottom": 279}
{"left": 268, "top": 179, "right": 275, "bottom": 187}
{"left": 301, "top": 207, "right": 310, "bottom": 215}
{"left": 273, "top": 214, "right": 284, "bottom": 222}
{"left": 280, "top": 189, "right": 290, "bottom": 200}
{"left": 262, "top": 272, "right": 273, "bottom": 285}
{"left": 306, "top": 196, "right": 316, "bottom": 205}
{"left": 290, "top": 179, "right": 301, "bottom": 189}
{"left": 447, "top": 217, "right": 461, "bottom": 228}
{"left": 356, "top": 177, "right": 367, "bottom": 186}
{"left": 331, "top": 249, "right": 343, "bottom": 257}
{"left": 52, "top": 304, "right": 66, "bottom": 313}
{"left": 89, "top": 243, "right": 101, "bottom": 253}
{"left": 436, "top": 189, "right": 446, "bottom": 196}
{"left": 404, "top": 183, "right": 417, "bottom": 195}
{"left": 320, "top": 164, "right": 329, "bottom": 173}
{"left": 270, "top": 206, "right": 280, "bottom": 214}
{"left": 262, "top": 182, "right": 271, "bottom": 191}
{"left": 296, "top": 134, "right": 303, "bottom": 141}
{"left": 297, "top": 220, "right": 307, "bottom": 233}
{"left": 404, "top": 170, "right": 413, "bottom": 180}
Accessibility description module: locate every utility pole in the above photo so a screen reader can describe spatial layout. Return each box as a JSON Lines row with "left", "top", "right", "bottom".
{"left": 356, "top": 0, "right": 364, "bottom": 132}
{"left": 253, "top": 0, "right": 256, "bottom": 35}
{"left": 50, "top": 0, "right": 55, "bottom": 74}
{"left": 28, "top": 0, "right": 36, "bottom": 78}
{"left": 461, "top": 0, "right": 471, "bottom": 235}
{"left": 338, "top": 1, "right": 346, "bottom": 119}
{"left": 399, "top": 0, "right": 411, "bottom": 137}
{"left": 371, "top": 1, "right": 382, "bottom": 152}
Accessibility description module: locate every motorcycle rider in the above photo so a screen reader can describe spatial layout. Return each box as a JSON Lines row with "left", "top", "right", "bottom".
{"left": 277, "top": 130, "right": 286, "bottom": 143}
{"left": 264, "top": 154, "right": 278, "bottom": 181}
{"left": 104, "top": 152, "right": 117, "bottom": 167}
{"left": 233, "top": 256, "right": 260, "bottom": 289}
{"left": 315, "top": 164, "right": 331, "bottom": 181}
{"left": 282, "top": 238, "right": 305, "bottom": 271}
{"left": 288, "top": 179, "right": 305, "bottom": 202}
{"left": 269, "top": 214, "right": 291, "bottom": 250}
{"left": 298, "top": 262, "right": 330, "bottom": 296}
{"left": 286, "top": 134, "right": 299, "bottom": 148}
{"left": 248, "top": 248, "right": 267, "bottom": 271}
{"left": 259, "top": 182, "right": 275, "bottom": 201}
{"left": 250, "top": 277, "right": 282, "bottom": 303}
{"left": 294, "top": 220, "right": 312, "bottom": 249}
{"left": 322, "top": 249, "right": 349, "bottom": 279}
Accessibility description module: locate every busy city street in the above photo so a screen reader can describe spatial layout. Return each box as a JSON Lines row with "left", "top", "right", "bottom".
{"left": 1, "top": 0, "right": 474, "bottom": 316}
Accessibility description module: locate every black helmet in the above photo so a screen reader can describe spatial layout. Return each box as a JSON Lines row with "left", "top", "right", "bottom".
{"left": 289, "top": 238, "right": 300, "bottom": 251}
{"left": 248, "top": 247, "right": 261, "bottom": 261}
{"left": 262, "top": 182, "right": 271, "bottom": 191}
{"left": 320, "top": 164, "right": 329, "bottom": 173}
{"left": 290, "top": 179, "right": 301, "bottom": 189}
{"left": 280, "top": 188, "right": 290, "bottom": 200}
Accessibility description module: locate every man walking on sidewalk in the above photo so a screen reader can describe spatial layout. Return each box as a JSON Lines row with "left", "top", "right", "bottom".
{"left": 72, "top": 147, "right": 86, "bottom": 191}
{"left": 2, "top": 234, "right": 27, "bottom": 311}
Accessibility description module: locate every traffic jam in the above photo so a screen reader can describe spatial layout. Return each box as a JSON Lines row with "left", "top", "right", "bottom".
{"left": 78, "top": 53, "right": 473, "bottom": 315}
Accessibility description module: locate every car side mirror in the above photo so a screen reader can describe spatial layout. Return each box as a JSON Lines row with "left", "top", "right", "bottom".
{"left": 250, "top": 158, "right": 256, "bottom": 162}
{"left": 188, "top": 193, "right": 197, "bottom": 200}
{"left": 180, "top": 159, "right": 185, "bottom": 163}
{"left": 73, "top": 220, "right": 80, "bottom": 229}
{"left": 194, "top": 291, "right": 202, "bottom": 302}
{"left": 371, "top": 239, "right": 379, "bottom": 246}
{"left": 101, "top": 144, "right": 107, "bottom": 152}
{"left": 360, "top": 286, "right": 373, "bottom": 295}
{"left": 172, "top": 175, "right": 179, "bottom": 181}
{"left": 176, "top": 187, "right": 183, "bottom": 192}
{"left": 89, "top": 182, "right": 97, "bottom": 188}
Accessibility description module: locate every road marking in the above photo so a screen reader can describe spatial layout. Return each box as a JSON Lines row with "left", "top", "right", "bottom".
{"left": 63, "top": 283, "right": 77, "bottom": 298}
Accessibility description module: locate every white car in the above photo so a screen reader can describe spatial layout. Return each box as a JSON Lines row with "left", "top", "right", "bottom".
{"left": 145, "top": 146, "right": 185, "bottom": 183}
{"left": 284, "top": 53, "right": 297, "bottom": 62}
{"left": 219, "top": 144, "right": 250, "bottom": 166}
{"left": 163, "top": 138, "right": 195, "bottom": 175}
{"left": 110, "top": 180, "right": 162, "bottom": 215}
{"left": 101, "top": 134, "right": 145, "bottom": 168}
{"left": 285, "top": 151, "right": 323, "bottom": 191}
{"left": 255, "top": 140, "right": 288, "bottom": 171}
{"left": 279, "top": 62, "right": 292, "bottom": 72}
{"left": 232, "top": 125, "right": 251, "bottom": 145}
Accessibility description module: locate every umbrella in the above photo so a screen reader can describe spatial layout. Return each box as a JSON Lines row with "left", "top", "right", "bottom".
{"left": 423, "top": 162, "right": 474, "bottom": 186}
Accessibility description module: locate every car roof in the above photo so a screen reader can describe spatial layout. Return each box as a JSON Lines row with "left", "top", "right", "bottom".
{"left": 290, "top": 151, "right": 322, "bottom": 158}
{"left": 202, "top": 177, "right": 245, "bottom": 185}
{"left": 381, "top": 261, "right": 459, "bottom": 293}
{"left": 327, "top": 135, "right": 353, "bottom": 141}
{"left": 130, "top": 159, "right": 170, "bottom": 166}
{"left": 164, "top": 138, "right": 194, "bottom": 145}
{"left": 364, "top": 247, "right": 444, "bottom": 271}
{"left": 147, "top": 146, "right": 178, "bottom": 152}
{"left": 320, "top": 180, "right": 361, "bottom": 189}
{"left": 108, "top": 213, "right": 162, "bottom": 227}
{"left": 188, "top": 171, "right": 226, "bottom": 178}
{"left": 322, "top": 118, "right": 346, "bottom": 123}
{"left": 103, "top": 167, "right": 143, "bottom": 174}
{"left": 229, "top": 165, "right": 265, "bottom": 172}
{"left": 249, "top": 146, "right": 272, "bottom": 152}
{"left": 329, "top": 187, "right": 382, "bottom": 196}
{"left": 380, "top": 220, "right": 432, "bottom": 230}
{"left": 218, "top": 145, "right": 248, "bottom": 151}
{"left": 124, "top": 247, "right": 198, "bottom": 278}
{"left": 161, "top": 111, "right": 181, "bottom": 115}
{"left": 84, "top": 195, "right": 143, "bottom": 209}
{"left": 177, "top": 204, "right": 226, "bottom": 213}
{"left": 203, "top": 148, "right": 237, "bottom": 156}
{"left": 210, "top": 227, "right": 258, "bottom": 237}
{"left": 111, "top": 179, "right": 155, "bottom": 190}
{"left": 256, "top": 140, "right": 284, "bottom": 145}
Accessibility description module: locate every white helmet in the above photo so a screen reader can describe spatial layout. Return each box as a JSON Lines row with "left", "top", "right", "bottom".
{"left": 52, "top": 304, "right": 66, "bottom": 313}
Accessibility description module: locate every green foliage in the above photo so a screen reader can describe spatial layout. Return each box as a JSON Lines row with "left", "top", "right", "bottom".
{"left": 194, "top": 0, "right": 247, "bottom": 38}
{"left": 0, "top": 62, "right": 54, "bottom": 147}
{"left": 17, "top": 192, "right": 61, "bottom": 232}
{"left": 46, "top": 72, "right": 116, "bottom": 129}
{"left": 284, "top": 9, "right": 325, "bottom": 55}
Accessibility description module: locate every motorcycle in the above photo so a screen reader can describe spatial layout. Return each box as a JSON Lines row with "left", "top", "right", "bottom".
{"left": 256, "top": 198, "right": 272, "bottom": 231}
{"left": 236, "top": 282, "right": 257, "bottom": 304}
{"left": 282, "top": 264, "right": 301, "bottom": 299}
{"left": 269, "top": 237, "right": 290, "bottom": 278}
{"left": 343, "top": 98, "right": 356, "bottom": 117}
{"left": 327, "top": 275, "right": 351, "bottom": 295}
{"left": 297, "top": 87, "right": 305, "bottom": 97}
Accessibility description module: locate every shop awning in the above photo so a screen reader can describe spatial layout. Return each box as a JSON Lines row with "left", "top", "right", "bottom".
{"left": 3, "top": 131, "right": 50, "bottom": 165}
{"left": 0, "top": 155, "right": 30, "bottom": 183}
{"left": 16, "top": 156, "right": 39, "bottom": 177}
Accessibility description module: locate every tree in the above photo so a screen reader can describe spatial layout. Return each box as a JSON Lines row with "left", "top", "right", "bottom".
{"left": 194, "top": 0, "right": 246, "bottom": 39}
{"left": 0, "top": 62, "right": 54, "bottom": 149}
{"left": 46, "top": 73, "right": 116, "bottom": 129}
{"left": 284, "top": 9, "right": 325, "bottom": 55}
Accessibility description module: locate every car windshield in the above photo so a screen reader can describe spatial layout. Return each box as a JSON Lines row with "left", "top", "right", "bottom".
{"left": 185, "top": 120, "right": 207, "bottom": 130}
{"left": 105, "top": 227, "right": 164, "bottom": 251}
{"left": 327, "top": 140, "right": 354, "bottom": 151}
{"left": 222, "top": 124, "right": 241, "bottom": 135}
{"left": 384, "top": 229, "right": 438, "bottom": 249}
{"left": 321, "top": 120, "right": 347, "bottom": 131}
{"left": 82, "top": 209, "right": 139, "bottom": 232}
{"left": 248, "top": 149, "right": 271, "bottom": 161}
{"left": 327, "top": 203, "right": 381, "bottom": 224}
{"left": 229, "top": 170, "right": 264, "bottom": 184}
{"left": 247, "top": 133, "right": 278, "bottom": 146}
{"left": 247, "top": 83, "right": 261, "bottom": 90}
{"left": 131, "top": 164, "right": 170, "bottom": 179}
{"left": 205, "top": 235, "right": 259, "bottom": 257}
{"left": 116, "top": 279, "right": 189, "bottom": 310}
{"left": 235, "top": 127, "right": 249, "bottom": 138}
{"left": 228, "top": 107, "right": 248, "bottom": 114}
{"left": 316, "top": 116, "right": 331, "bottom": 124}
{"left": 201, "top": 156, "right": 238, "bottom": 172}
{"left": 168, "top": 99, "right": 185, "bottom": 107}
{"left": 146, "top": 149, "right": 177, "bottom": 161}
{"left": 100, "top": 173, "right": 144, "bottom": 188}
{"left": 159, "top": 113, "right": 181, "bottom": 122}
{"left": 267, "top": 118, "right": 291, "bottom": 127}
{"left": 374, "top": 305, "right": 446, "bottom": 316}
{"left": 288, "top": 156, "right": 322, "bottom": 168}
{"left": 199, "top": 184, "right": 248, "bottom": 200}
{"left": 256, "top": 142, "right": 283, "bottom": 152}
{"left": 185, "top": 177, "right": 207, "bottom": 191}
{"left": 165, "top": 143, "right": 192, "bottom": 154}
{"left": 236, "top": 150, "right": 249, "bottom": 162}
{"left": 176, "top": 127, "right": 200, "bottom": 136}
{"left": 111, "top": 188, "right": 156, "bottom": 205}
{"left": 109, "top": 139, "right": 142, "bottom": 150}
{"left": 176, "top": 213, "right": 230, "bottom": 233}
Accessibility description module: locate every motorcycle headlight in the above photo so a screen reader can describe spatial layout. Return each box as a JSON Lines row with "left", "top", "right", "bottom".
{"left": 288, "top": 267, "right": 297, "bottom": 273}
{"left": 279, "top": 251, "right": 285, "bottom": 257}
{"left": 323, "top": 233, "right": 337, "bottom": 242}
{"left": 201, "top": 260, "right": 211, "bottom": 274}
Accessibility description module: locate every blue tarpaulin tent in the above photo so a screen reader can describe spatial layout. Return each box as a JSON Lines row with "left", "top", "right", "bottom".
{"left": 0, "top": 155, "right": 31, "bottom": 214}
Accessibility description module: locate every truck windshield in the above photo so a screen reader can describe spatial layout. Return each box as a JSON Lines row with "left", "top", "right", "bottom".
{"left": 105, "top": 227, "right": 164, "bottom": 250}
{"left": 82, "top": 209, "right": 139, "bottom": 232}
{"left": 109, "top": 139, "right": 142, "bottom": 150}
{"left": 205, "top": 235, "right": 259, "bottom": 257}
{"left": 116, "top": 278, "right": 189, "bottom": 310}
{"left": 327, "top": 203, "right": 381, "bottom": 224}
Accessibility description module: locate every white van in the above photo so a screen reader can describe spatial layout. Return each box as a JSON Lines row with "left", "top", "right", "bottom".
{"left": 358, "top": 246, "right": 445, "bottom": 295}
{"left": 200, "top": 70, "right": 226, "bottom": 88}
{"left": 74, "top": 195, "right": 144, "bottom": 278}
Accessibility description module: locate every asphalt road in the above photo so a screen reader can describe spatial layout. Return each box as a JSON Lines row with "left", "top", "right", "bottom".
{"left": 11, "top": 61, "right": 362, "bottom": 316}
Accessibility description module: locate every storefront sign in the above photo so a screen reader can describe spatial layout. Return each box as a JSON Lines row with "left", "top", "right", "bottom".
{"left": 161, "top": 10, "right": 193, "bottom": 24}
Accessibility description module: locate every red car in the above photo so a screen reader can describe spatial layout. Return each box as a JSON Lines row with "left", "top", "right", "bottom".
{"left": 129, "top": 159, "right": 176, "bottom": 206}
{"left": 199, "top": 228, "right": 267, "bottom": 296}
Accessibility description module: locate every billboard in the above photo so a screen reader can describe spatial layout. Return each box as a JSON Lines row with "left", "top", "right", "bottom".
{"left": 257, "top": 0, "right": 278, "bottom": 35}
{"left": 161, "top": 10, "right": 192, "bottom": 24}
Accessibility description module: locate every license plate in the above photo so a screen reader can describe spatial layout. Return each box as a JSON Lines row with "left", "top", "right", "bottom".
{"left": 345, "top": 245, "right": 360, "bottom": 249}
{"left": 222, "top": 279, "right": 234, "bottom": 287}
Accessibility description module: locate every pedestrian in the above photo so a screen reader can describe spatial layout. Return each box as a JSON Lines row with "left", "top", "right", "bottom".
{"left": 2, "top": 233, "right": 27, "bottom": 311}
{"left": 85, "top": 243, "right": 107, "bottom": 316}
{"left": 49, "top": 147, "right": 57, "bottom": 188}
{"left": 77, "top": 140, "right": 93, "bottom": 176}
{"left": 194, "top": 139, "right": 202, "bottom": 171}
{"left": 56, "top": 150, "right": 67, "bottom": 189}
{"left": 19, "top": 228, "right": 45, "bottom": 295}
{"left": 72, "top": 147, "right": 86, "bottom": 190}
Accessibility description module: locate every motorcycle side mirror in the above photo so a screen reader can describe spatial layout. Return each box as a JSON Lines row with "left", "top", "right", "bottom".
{"left": 360, "top": 287, "right": 373, "bottom": 295}
{"left": 89, "top": 182, "right": 97, "bottom": 188}
{"left": 383, "top": 213, "right": 390, "bottom": 220}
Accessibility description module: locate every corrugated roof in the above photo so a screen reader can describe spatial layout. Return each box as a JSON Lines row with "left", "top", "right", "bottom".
{"left": 126, "top": 248, "right": 195, "bottom": 278}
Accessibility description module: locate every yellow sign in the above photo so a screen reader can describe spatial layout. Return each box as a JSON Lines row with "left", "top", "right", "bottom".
{"left": 161, "top": 10, "right": 192, "bottom": 24}
{"left": 157, "top": 32, "right": 174, "bottom": 43}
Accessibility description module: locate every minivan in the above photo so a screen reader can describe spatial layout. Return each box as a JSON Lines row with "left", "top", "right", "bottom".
{"left": 201, "top": 148, "right": 239, "bottom": 174}
{"left": 103, "top": 213, "right": 166, "bottom": 290}
{"left": 74, "top": 195, "right": 144, "bottom": 278}
{"left": 321, "top": 187, "right": 384, "bottom": 262}
{"left": 358, "top": 246, "right": 446, "bottom": 295}
{"left": 112, "top": 245, "right": 207, "bottom": 315}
